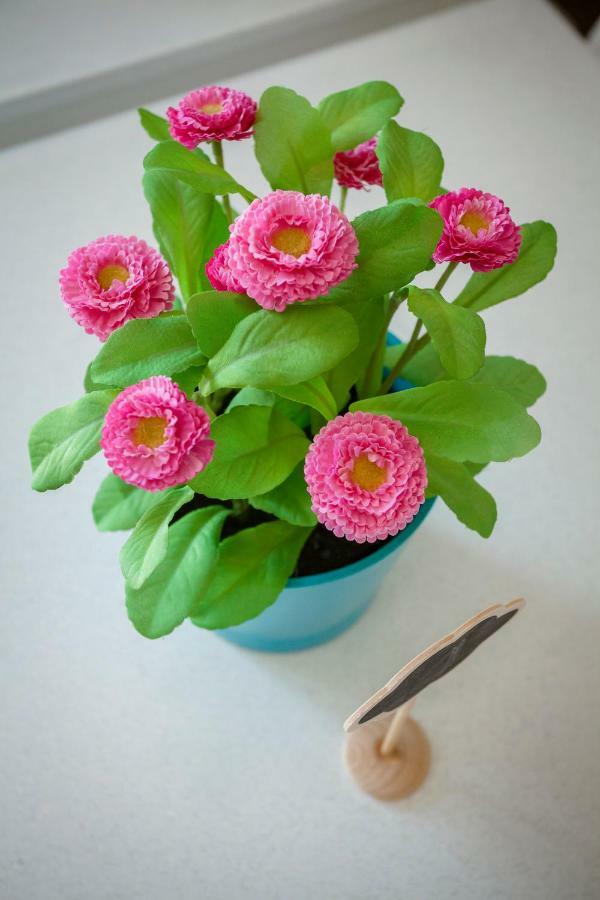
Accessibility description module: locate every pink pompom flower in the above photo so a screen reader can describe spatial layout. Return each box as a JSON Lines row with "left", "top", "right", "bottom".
{"left": 205, "top": 242, "right": 245, "bottom": 293}
{"left": 334, "top": 138, "right": 383, "bottom": 190}
{"left": 166, "top": 85, "right": 257, "bottom": 148}
{"left": 59, "top": 235, "right": 174, "bottom": 341}
{"left": 223, "top": 190, "right": 358, "bottom": 311}
{"left": 430, "top": 188, "right": 521, "bottom": 272}
{"left": 304, "top": 411, "right": 427, "bottom": 543}
{"left": 101, "top": 376, "right": 214, "bottom": 492}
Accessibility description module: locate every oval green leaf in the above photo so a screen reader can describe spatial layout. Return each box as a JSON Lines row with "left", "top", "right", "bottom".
{"left": 351, "top": 381, "right": 541, "bottom": 463}
{"left": 190, "top": 404, "right": 309, "bottom": 499}
{"left": 318, "top": 80, "right": 403, "bottom": 152}
{"left": 254, "top": 86, "right": 333, "bottom": 195}
{"left": 186, "top": 290, "right": 257, "bottom": 357}
{"left": 92, "top": 474, "right": 162, "bottom": 531}
{"left": 29, "top": 390, "right": 117, "bottom": 491}
{"left": 376, "top": 121, "right": 444, "bottom": 203}
{"left": 454, "top": 221, "right": 557, "bottom": 312}
{"left": 425, "top": 452, "right": 497, "bottom": 538}
{"left": 408, "top": 286, "right": 486, "bottom": 379}
{"left": 200, "top": 304, "right": 358, "bottom": 393}
{"left": 90, "top": 315, "right": 205, "bottom": 387}
{"left": 191, "top": 520, "right": 311, "bottom": 629}
{"left": 144, "top": 140, "right": 256, "bottom": 203}
{"left": 126, "top": 506, "right": 228, "bottom": 638}
{"left": 120, "top": 486, "right": 193, "bottom": 589}
{"left": 328, "top": 200, "right": 443, "bottom": 303}
{"left": 249, "top": 463, "right": 316, "bottom": 527}
{"left": 143, "top": 171, "right": 229, "bottom": 301}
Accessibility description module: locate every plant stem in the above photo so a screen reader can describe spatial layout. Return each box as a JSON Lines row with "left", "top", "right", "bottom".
{"left": 339, "top": 185, "right": 348, "bottom": 215}
{"left": 358, "top": 291, "right": 406, "bottom": 399}
{"left": 212, "top": 141, "right": 233, "bottom": 224}
{"left": 433, "top": 260, "right": 459, "bottom": 293}
{"left": 378, "top": 261, "right": 460, "bottom": 394}
{"left": 232, "top": 499, "right": 249, "bottom": 518}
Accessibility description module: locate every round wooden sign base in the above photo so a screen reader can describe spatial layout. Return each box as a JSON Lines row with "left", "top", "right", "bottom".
{"left": 344, "top": 716, "right": 431, "bottom": 801}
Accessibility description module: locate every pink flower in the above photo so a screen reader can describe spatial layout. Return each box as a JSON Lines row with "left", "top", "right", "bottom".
{"left": 430, "top": 188, "right": 521, "bottom": 272}
{"left": 59, "top": 235, "right": 174, "bottom": 341}
{"left": 304, "top": 411, "right": 427, "bottom": 543}
{"left": 205, "top": 242, "right": 245, "bottom": 293}
{"left": 101, "top": 376, "right": 214, "bottom": 491}
{"left": 334, "top": 138, "right": 383, "bottom": 190}
{"left": 166, "top": 85, "right": 257, "bottom": 148}
{"left": 224, "top": 190, "right": 358, "bottom": 311}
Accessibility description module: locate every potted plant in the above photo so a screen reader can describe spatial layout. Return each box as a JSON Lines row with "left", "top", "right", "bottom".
{"left": 28, "top": 81, "right": 556, "bottom": 651}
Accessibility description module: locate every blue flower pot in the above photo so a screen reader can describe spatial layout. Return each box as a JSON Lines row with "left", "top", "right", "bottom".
{"left": 218, "top": 334, "right": 435, "bottom": 652}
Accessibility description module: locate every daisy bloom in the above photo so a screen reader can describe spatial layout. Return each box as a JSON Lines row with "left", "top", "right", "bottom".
{"left": 166, "top": 85, "right": 257, "bottom": 148}
{"left": 59, "top": 235, "right": 174, "bottom": 341}
{"left": 304, "top": 411, "right": 427, "bottom": 543}
{"left": 223, "top": 190, "right": 358, "bottom": 311}
{"left": 334, "top": 138, "right": 383, "bottom": 190}
{"left": 430, "top": 188, "right": 521, "bottom": 272}
{"left": 205, "top": 242, "right": 245, "bottom": 294}
{"left": 101, "top": 377, "right": 214, "bottom": 492}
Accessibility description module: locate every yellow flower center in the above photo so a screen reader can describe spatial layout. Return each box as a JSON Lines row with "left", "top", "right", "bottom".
{"left": 97, "top": 264, "right": 129, "bottom": 290}
{"left": 460, "top": 211, "right": 489, "bottom": 236}
{"left": 350, "top": 454, "right": 387, "bottom": 492}
{"left": 199, "top": 103, "right": 223, "bottom": 114}
{"left": 132, "top": 416, "right": 167, "bottom": 449}
{"left": 271, "top": 226, "right": 312, "bottom": 258}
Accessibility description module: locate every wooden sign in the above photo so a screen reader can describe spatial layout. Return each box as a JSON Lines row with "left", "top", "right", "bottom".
{"left": 343, "top": 599, "right": 524, "bottom": 801}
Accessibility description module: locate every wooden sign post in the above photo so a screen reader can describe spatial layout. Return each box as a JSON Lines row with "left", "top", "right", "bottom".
{"left": 343, "top": 599, "right": 524, "bottom": 801}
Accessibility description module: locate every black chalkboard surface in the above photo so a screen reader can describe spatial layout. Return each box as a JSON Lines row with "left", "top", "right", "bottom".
{"left": 344, "top": 599, "right": 524, "bottom": 732}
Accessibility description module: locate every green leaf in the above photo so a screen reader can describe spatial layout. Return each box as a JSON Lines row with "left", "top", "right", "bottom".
{"left": 144, "top": 140, "right": 256, "bottom": 203}
{"left": 186, "top": 290, "right": 256, "bottom": 357}
{"left": 408, "top": 286, "right": 486, "bottom": 379}
{"left": 190, "top": 404, "right": 309, "bottom": 499}
{"left": 318, "top": 80, "right": 403, "bottom": 152}
{"left": 376, "top": 121, "right": 444, "bottom": 203}
{"left": 249, "top": 463, "right": 316, "bottom": 527}
{"left": 191, "top": 521, "right": 311, "bottom": 629}
{"left": 226, "top": 387, "right": 310, "bottom": 428}
{"left": 171, "top": 365, "right": 206, "bottom": 397}
{"left": 92, "top": 474, "right": 161, "bottom": 531}
{"left": 454, "top": 221, "right": 557, "bottom": 312}
{"left": 327, "top": 200, "right": 443, "bottom": 303}
{"left": 254, "top": 86, "right": 333, "bottom": 194}
{"left": 200, "top": 304, "right": 358, "bottom": 393}
{"left": 90, "top": 314, "right": 205, "bottom": 387}
{"left": 327, "top": 295, "right": 386, "bottom": 409}
{"left": 426, "top": 453, "right": 497, "bottom": 538}
{"left": 29, "top": 390, "right": 117, "bottom": 491}
{"left": 120, "top": 486, "right": 193, "bottom": 589}
{"left": 351, "top": 381, "right": 541, "bottom": 463}
{"left": 84, "top": 361, "right": 107, "bottom": 393}
{"left": 126, "top": 506, "right": 228, "bottom": 638}
{"left": 270, "top": 376, "right": 337, "bottom": 420}
{"left": 469, "top": 356, "right": 546, "bottom": 407}
{"left": 143, "top": 170, "right": 228, "bottom": 301}
{"left": 138, "top": 108, "right": 171, "bottom": 142}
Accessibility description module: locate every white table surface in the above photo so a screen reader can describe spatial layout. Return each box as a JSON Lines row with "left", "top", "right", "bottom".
{"left": 1, "top": 1, "right": 599, "bottom": 897}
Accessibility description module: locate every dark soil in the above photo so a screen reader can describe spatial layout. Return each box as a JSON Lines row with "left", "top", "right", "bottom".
{"left": 173, "top": 491, "right": 391, "bottom": 578}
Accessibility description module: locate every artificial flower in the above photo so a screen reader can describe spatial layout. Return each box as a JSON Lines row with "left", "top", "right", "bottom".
{"left": 334, "top": 138, "right": 383, "bottom": 190}
{"left": 304, "top": 411, "right": 427, "bottom": 543}
{"left": 205, "top": 241, "right": 245, "bottom": 293}
{"left": 59, "top": 235, "right": 174, "bottom": 341}
{"left": 430, "top": 188, "right": 521, "bottom": 272}
{"left": 224, "top": 190, "right": 358, "bottom": 311}
{"left": 101, "top": 376, "right": 214, "bottom": 491}
{"left": 167, "top": 85, "right": 257, "bottom": 148}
